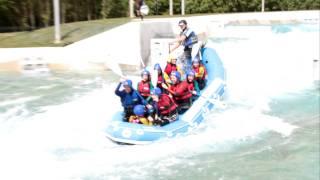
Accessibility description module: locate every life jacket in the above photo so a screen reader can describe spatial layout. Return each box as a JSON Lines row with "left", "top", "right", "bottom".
{"left": 157, "top": 94, "right": 178, "bottom": 116}
{"left": 138, "top": 80, "right": 151, "bottom": 97}
{"left": 163, "top": 71, "right": 171, "bottom": 85}
{"left": 164, "top": 63, "right": 177, "bottom": 77}
{"left": 169, "top": 81, "right": 192, "bottom": 101}
{"left": 181, "top": 28, "right": 198, "bottom": 48}
{"left": 124, "top": 92, "right": 140, "bottom": 107}
{"left": 116, "top": 90, "right": 143, "bottom": 108}
{"left": 187, "top": 80, "right": 195, "bottom": 92}
{"left": 156, "top": 74, "right": 164, "bottom": 88}
{"left": 129, "top": 115, "right": 152, "bottom": 126}
{"left": 193, "top": 65, "right": 207, "bottom": 81}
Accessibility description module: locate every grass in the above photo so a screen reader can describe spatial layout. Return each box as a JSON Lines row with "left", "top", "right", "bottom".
{"left": 0, "top": 18, "right": 130, "bottom": 48}
{"left": 0, "top": 13, "right": 218, "bottom": 48}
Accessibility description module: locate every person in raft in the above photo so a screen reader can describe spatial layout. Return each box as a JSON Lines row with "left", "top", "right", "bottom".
{"left": 164, "top": 54, "right": 178, "bottom": 84}
{"left": 129, "top": 104, "right": 153, "bottom": 125}
{"left": 115, "top": 79, "right": 146, "bottom": 121}
{"left": 153, "top": 63, "right": 167, "bottom": 91}
{"left": 163, "top": 71, "right": 192, "bottom": 114}
{"left": 192, "top": 57, "right": 207, "bottom": 90}
{"left": 147, "top": 87, "right": 178, "bottom": 126}
{"left": 185, "top": 70, "right": 200, "bottom": 102}
{"left": 137, "top": 69, "right": 154, "bottom": 102}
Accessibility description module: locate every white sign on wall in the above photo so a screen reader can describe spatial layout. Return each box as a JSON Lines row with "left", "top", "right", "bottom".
{"left": 150, "top": 38, "right": 184, "bottom": 70}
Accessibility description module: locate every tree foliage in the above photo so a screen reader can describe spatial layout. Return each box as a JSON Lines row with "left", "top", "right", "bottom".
{"left": 0, "top": 0, "right": 319, "bottom": 32}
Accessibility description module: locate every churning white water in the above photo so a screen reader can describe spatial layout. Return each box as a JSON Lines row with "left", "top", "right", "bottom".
{"left": 0, "top": 23, "right": 319, "bottom": 180}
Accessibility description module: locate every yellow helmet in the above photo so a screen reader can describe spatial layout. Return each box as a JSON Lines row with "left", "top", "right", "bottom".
{"left": 167, "top": 53, "right": 177, "bottom": 63}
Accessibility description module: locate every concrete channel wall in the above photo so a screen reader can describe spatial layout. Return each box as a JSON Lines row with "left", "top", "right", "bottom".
{"left": 0, "top": 10, "right": 319, "bottom": 73}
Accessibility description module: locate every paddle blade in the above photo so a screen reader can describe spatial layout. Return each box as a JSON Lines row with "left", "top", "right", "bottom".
{"left": 191, "top": 41, "right": 202, "bottom": 60}
{"left": 105, "top": 59, "right": 123, "bottom": 77}
{"left": 151, "top": 69, "right": 158, "bottom": 88}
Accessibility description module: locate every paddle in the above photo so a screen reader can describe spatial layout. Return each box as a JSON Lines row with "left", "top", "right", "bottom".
{"left": 104, "top": 54, "right": 125, "bottom": 78}
{"left": 151, "top": 67, "right": 158, "bottom": 88}
{"left": 140, "top": 56, "right": 145, "bottom": 68}
{"left": 191, "top": 41, "right": 202, "bottom": 60}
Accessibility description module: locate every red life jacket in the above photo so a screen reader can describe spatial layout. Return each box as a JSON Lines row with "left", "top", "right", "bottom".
{"left": 187, "top": 81, "right": 195, "bottom": 92}
{"left": 138, "top": 81, "right": 150, "bottom": 97}
{"left": 164, "top": 63, "right": 177, "bottom": 76}
{"left": 157, "top": 94, "right": 178, "bottom": 115}
{"left": 193, "top": 65, "right": 207, "bottom": 81}
{"left": 169, "top": 81, "right": 192, "bottom": 101}
{"left": 157, "top": 74, "right": 164, "bottom": 88}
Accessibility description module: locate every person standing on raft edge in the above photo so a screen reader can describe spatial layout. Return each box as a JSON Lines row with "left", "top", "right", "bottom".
{"left": 169, "top": 20, "right": 198, "bottom": 74}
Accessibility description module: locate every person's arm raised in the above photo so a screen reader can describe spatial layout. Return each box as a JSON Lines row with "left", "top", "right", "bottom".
{"left": 169, "top": 34, "right": 186, "bottom": 53}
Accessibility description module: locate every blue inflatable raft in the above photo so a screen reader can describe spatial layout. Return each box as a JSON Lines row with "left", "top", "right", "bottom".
{"left": 105, "top": 47, "right": 226, "bottom": 144}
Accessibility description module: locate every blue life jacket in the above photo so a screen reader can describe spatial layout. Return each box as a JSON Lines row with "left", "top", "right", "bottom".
{"left": 181, "top": 29, "right": 198, "bottom": 48}
{"left": 115, "top": 83, "right": 146, "bottom": 108}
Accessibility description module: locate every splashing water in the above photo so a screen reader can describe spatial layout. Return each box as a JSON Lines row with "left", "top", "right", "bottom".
{"left": 0, "top": 23, "right": 319, "bottom": 180}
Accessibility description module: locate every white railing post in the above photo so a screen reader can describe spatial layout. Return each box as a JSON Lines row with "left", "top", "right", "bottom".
{"left": 169, "top": 0, "right": 173, "bottom": 16}
{"left": 261, "top": 0, "right": 265, "bottom": 12}
{"left": 53, "top": 0, "right": 61, "bottom": 43}
{"left": 129, "top": 0, "right": 134, "bottom": 18}
{"left": 181, "top": 0, "right": 185, "bottom": 15}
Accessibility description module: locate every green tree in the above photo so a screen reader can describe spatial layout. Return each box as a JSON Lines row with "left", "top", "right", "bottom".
{"left": 101, "top": 0, "right": 112, "bottom": 18}
{"left": 0, "top": 0, "right": 319, "bottom": 32}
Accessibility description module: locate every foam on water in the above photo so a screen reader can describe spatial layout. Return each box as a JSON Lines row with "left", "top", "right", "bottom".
{"left": 0, "top": 96, "right": 41, "bottom": 107}
{"left": 0, "top": 83, "right": 119, "bottom": 180}
{"left": 0, "top": 23, "right": 318, "bottom": 180}
{"left": 0, "top": 84, "right": 310, "bottom": 180}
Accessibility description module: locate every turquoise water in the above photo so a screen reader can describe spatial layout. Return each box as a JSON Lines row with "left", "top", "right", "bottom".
{"left": 0, "top": 71, "right": 117, "bottom": 119}
{"left": 0, "top": 23, "right": 319, "bottom": 180}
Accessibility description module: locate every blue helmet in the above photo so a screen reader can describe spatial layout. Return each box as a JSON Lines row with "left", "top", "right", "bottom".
{"left": 141, "top": 69, "right": 150, "bottom": 77}
{"left": 154, "top": 63, "right": 162, "bottom": 71}
{"left": 187, "top": 70, "right": 195, "bottom": 77}
{"left": 133, "top": 105, "right": 145, "bottom": 116}
{"left": 151, "top": 87, "right": 162, "bottom": 96}
{"left": 170, "top": 71, "right": 181, "bottom": 81}
{"left": 192, "top": 56, "right": 201, "bottom": 63}
{"left": 122, "top": 79, "right": 132, "bottom": 87}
